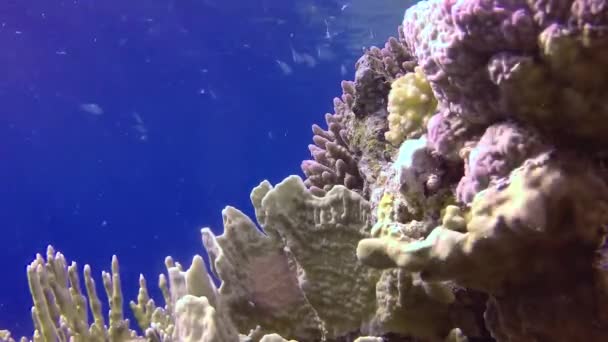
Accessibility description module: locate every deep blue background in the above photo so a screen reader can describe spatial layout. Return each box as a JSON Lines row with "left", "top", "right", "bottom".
{"left": 0, "top": 0, "right": 404, "bottom": 336}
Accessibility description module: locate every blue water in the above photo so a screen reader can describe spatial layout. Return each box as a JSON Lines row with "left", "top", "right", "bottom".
{"left": 0, "top": 0, "right": 405, "bottom": 336}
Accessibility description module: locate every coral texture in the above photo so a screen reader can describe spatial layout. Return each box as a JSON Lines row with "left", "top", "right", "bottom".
{"left": 5, "top": 0, "right": 608, "bottom": 341}
{"left": 301, "top": 85, "right": 364, "bottom": 197}
{"left": 385, "top": 67, "right": 437, "bottom": 146}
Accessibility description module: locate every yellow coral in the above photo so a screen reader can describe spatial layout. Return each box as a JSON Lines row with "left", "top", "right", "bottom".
{"left": 371, "top": 192, "right": 398, "bottom": 238}
{"left": 440, "top": 205, "right": 467, "bottom": 232}
{"left": 385, "top": 67, "right": 437, "bottom": 145}
{"left": 377, "top": 192, "right": 394, "bottom": 223}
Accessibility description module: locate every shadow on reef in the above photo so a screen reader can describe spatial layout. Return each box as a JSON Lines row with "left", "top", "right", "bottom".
{"left": 4, "top": 0, "right": 608, "bottom": 341}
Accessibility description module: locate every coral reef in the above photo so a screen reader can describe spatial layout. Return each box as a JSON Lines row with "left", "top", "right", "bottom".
{"left": 301, "top": 85, "right": 364, "bottom": 197}
{"left": 302, "top": 33, "right": 418, "bottom": 199}
{"left": 455, "top": 121, "right": 548, "bottom": 204}
{"left": 5, "top": 0, "right": 608, "bottom": 340}
{"left": 385, "top": 67, "right": 436, "bottom": 146}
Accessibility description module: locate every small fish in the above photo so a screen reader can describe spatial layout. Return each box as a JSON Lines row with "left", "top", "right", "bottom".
{"left": 275, "top": 59, "right": 293, "bottom": 75}
{"left": 79, "top": 103, "right": 104, "bottom": 115}
{"left": 132, "top": 112, "right": 148, "bottom": 141}
{"left": 316, "top": 43, "right": 336, "bottom": 61}
{"left": 250, "top": 17, "right": 287, "bottom": 25}
{"left": 132, "top": 112, "right": 144, "bottom": 125}
{"left": 290, "top": 45, "right": 316, "bottom": 68}
{"left": 340, "top": 64, "right": 347, "bottom": 76}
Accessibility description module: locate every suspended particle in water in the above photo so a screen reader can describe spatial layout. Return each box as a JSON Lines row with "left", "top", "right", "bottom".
{"left": 79, "top": 103, "right": 104, "bottom": 115}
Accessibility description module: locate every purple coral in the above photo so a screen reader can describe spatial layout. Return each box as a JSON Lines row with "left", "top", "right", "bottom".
{"left": 301, "top": 83, "right": 363, "bottom": 196}
{"left": 403, "top": 0, "right": 608, "bottom": 144}
{"left": 402, "top": 0, "right": 538, "bottom": 125}
{"left": 302, "top": 35, "right": 418, "bottom": 197}
{"left": 570, "top": 0, "right": 608, "bottom": 32}
{"left": 426, "top": 108, "right": 483, "bottom": 162}
{"left": 351, "top": 36, "right": 415, "bottom": 117}
{"left": 456, "top": 121, "right": 547, "bottom": 204}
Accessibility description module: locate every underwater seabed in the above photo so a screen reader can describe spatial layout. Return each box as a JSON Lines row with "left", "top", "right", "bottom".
{"left": 4, "top": 0, "right": 608, "bottom": 340}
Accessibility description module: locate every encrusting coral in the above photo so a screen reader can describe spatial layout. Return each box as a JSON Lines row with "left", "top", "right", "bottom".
{"left": 5, "top": 0, "right": 608, "bottom": 341}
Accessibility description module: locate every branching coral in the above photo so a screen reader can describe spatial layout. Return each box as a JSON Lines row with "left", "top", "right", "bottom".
{"left": 6, "top": 0, "right": 608, "bottom": 341}
{"left": 302, "top": 32, "right": 419, "bottom": 199}
{"left": 24, "top": 246, "right": 136, "bottom": 342}
{"left": 4, "top": 176, "right": 486, "bottom": 342}
{"left": 351, "top": 36, "right": 415, "bottom": 118}
{"left": 301, "top": 83, "right": 363, "bottom": 197}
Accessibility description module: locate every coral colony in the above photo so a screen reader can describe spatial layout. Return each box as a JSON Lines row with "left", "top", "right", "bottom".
{"left": 3, "top": 0, "right": 608, "bottom": 341}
